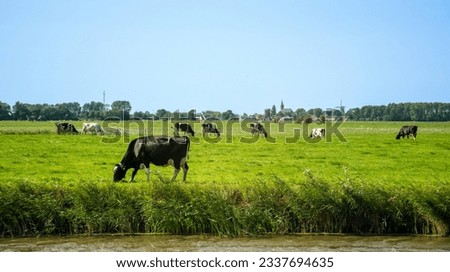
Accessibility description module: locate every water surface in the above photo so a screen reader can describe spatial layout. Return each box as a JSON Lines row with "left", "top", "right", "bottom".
{"left": 1, "top": 235, "right": 449, "bottom": 252}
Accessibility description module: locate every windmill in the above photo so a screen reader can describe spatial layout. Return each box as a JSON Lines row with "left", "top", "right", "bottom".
{"left": 335, "top": 100, "right": 349, "bottom": 121}
{"left": 335, "top": 100, "right": 346, "bottom": 115}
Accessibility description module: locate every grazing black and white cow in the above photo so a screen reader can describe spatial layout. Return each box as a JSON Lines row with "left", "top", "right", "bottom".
{"left": 174, "top": 123, "right": 195, "bottom": 136}
{"left": 113, "top": 136, "right": 190, "bottom": 182}
{"left": 250, "top": 122, "right": 268, "bottom": 138}
{"left": 202, "top": 123, "right": 220, "bottom": 137}
{"left": 310, "top": 128, "right": 325, "bottom": 138}
{"left": 55, "top": 122, "right": 78, "bottom": 134}
{"left": 82, "top": 122, "right": 104, "bottom": 135}
{"left": 396, "top": 126, "right": 418, "bottom": 140}
{"left": 104, "top": 127, "right": 121, "bottom": 135}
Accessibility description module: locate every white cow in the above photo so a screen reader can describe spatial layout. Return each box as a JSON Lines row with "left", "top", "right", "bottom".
{"left": 82, "top": 123, "right": 104, "bottom": 135}
{"left": 310, "top": 128, "right": 325, "bottom": 138}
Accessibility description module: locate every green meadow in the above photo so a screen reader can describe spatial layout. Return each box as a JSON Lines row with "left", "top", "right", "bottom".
{"left": 0, "top": 120, "right": 449, "bottom": 236}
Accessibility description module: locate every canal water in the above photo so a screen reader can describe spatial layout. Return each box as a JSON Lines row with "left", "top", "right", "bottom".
{"left": 1, "top": 235, "right": 449, "bottom": 252}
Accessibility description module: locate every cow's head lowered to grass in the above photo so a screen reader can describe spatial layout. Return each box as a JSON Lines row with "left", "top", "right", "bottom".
{"left": 113, "top": 163, "right": 127, "bottom": 182}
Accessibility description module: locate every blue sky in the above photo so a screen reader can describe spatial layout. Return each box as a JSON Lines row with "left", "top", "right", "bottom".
{"left": 1, "top": 0, "right": 449, "bottom": 114}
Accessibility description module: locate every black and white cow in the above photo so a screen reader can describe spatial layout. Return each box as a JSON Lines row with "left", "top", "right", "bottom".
{"left": 202, "top": 123, "right": 220, "bottom": 137}
{"left": 310, "top": 128, "right": 325, "bottom": 138}
{"left": 113, "top": 136, "right": 190, "bottom": 182}
{"left": 104, "top": 127, "right": 121, "bottom": 135}
{"left": 82, "top": 122, "right": 104, "bottom": 135}
{"left": 174, "top": 123, "right": 195, "bottom": 136}
{"left": 55, "top": 122, "right": 78, "bottom": 134}
{"left": 250, "top": 123, "right": 268, "bottom": 138}
{"left": 396, "top": 126, "right": 418, "bottom": 140}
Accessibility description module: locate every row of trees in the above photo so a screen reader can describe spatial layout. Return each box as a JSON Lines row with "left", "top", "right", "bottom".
{"left": 346, "top": 102, "right": 450, "bottom": 121}
{"left": 0, "top": 101, "right": 449, "bottom": 121}
{"left": 0, "top": 101, "right": 132, "bottom": 121}
{"left": 0, "top": 100, "right": 240, "bottom": 121}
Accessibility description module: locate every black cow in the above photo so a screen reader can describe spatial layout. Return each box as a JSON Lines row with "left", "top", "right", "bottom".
{"left": 250, "top": 123, "right": 268, "bottom": 138}
{"left": 55, "top": 122, "right": 78, "bottom": 134}
{"left": 396, "top": 126, "right": 418, "bottom": 140}
{"left": 202, "top": 123, "right": 220, "bottom": 137}
{"left": 113, "top": 136, "right": 190, "bottom": 182}
{"left": 174, "top": 123, "right": 195, "bottom": 136}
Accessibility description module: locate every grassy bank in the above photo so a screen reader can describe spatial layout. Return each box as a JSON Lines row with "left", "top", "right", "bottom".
{"left": 0, "top": 121, "right": 449, "bottom": 236}
{"left": 1, "top": 176, "right": 449, "bottom": 237}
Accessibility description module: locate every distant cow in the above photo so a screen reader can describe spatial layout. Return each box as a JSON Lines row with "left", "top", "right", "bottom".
{"left": 113, "top": 136, "right": 190, "bottom": 182}
{"left": 174, "top": 123, "right": 195, "bottom": 136}
{"left": 82, "top": 122, "right": 104, "bottom": 135}
{"left": 396, "top": 126, "right": 418, "bottom": 140}
{"left": 55, "top": 122, "right": 78, "bottom": 134}
{"left": 104, "top": 127, "right": 121, "bottom": 135}
{"left": 250, "top": 123, "right": 268, "bottom": 138}
{"left": 202, "top": 123, "right": 220, "bottom": 137}
{"left": 310, "top": 128, "right": 325, "bottom": 138}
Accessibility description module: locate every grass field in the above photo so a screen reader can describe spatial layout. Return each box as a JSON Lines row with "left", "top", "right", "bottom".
{"left": 0, "top": 120, "right": 449, "bottom": 236}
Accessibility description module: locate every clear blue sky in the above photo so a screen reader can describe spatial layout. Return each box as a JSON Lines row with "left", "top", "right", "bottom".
{"left": 1, "top": 0, "right": 449, "bottom": 114}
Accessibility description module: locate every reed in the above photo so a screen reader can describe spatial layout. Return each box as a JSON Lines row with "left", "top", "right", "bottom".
{"left": 1, "top": 174, "right": 449, "bottom": 237}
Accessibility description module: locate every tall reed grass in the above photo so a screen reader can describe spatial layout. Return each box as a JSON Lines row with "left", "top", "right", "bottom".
{"left": 1, "top": 174, "right": 449, "bottom": 237}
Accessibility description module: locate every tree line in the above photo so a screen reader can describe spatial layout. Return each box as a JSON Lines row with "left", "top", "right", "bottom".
{"left": 346, "top": 102, "right": 450, "bottom": 122}
{"left": 0, "top": 100, "right": 449, "bottom": 121}
{"left": 0, "top": 101, "right": 133, "bottom": 121}
{"left": 0, "top": 100, "right": 239, "bottom": 121}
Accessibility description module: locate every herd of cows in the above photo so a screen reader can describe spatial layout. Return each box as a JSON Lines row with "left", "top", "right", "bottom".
{"left": 55, "top": 122, "right": 108, "bottom": 135}
{"left": 54, "top": 122, "right": 419, "bottom": 182}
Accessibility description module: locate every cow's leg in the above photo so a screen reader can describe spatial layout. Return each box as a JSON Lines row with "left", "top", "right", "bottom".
{"left": 171, "top": 167, "right": 180, "bottom": 181}
{"left": 170, "top": 158, "right": 187, "bottom": 181}
{"left": 262, "top": 130, "right": 268, "bottom": 138}
{"left": 181, "top": 160, "right": 189, "bottom": 182}
{"left": 130, "top": 168, "right": 139, "bottom": 182}
{"left": 143, "top": 164, "right": 150, "bottom": 181}
{"left": 165, "top": 159, "right": 178, "bottom": 181}
{"left": 172, "top": 157, "right": 188, "bottom": 182}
